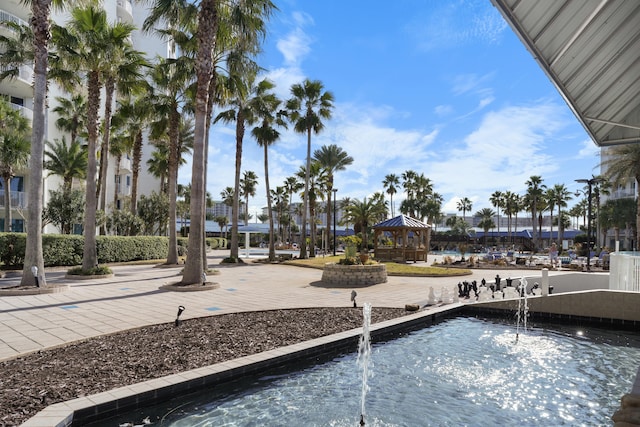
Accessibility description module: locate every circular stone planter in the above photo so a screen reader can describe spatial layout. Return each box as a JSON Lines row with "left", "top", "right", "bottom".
{"left": 159, "top": 281, "right": 220, "bottom": 292}
{"left": 0, "top": 284, "right": 70, "bottom": 296}
{"left": 321, "top": 263, "right": 387, "bottom": 287}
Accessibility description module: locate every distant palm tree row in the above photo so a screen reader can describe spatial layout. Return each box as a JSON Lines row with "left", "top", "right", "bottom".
{"left": 380, "top": 170, "right": 638, "bottom": 252}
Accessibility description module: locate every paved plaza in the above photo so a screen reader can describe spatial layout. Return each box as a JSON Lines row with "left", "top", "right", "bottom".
{"left": 0, "top": 252, "right": 579, "bottom": 361}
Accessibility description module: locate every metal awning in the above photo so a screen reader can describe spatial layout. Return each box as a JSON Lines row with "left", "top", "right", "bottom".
{"left": 491, "top": 0, "right": 640, "bottom": 147}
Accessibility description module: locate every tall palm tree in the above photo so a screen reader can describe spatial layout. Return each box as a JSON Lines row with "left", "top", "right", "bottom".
{"left": 114, "top": 94, "right": 153, "bottom": 215}
{"left": 17, "top": 0, "right": 67, "bottom": 286}
{"left": 251, "top": 79, "right": 285, "bottom": 261}
{"left": 148, "top": 57, "right": 194, "bottom": 264}
{"left": 216, "top": 71, "right": 265, "bottom": 258}
{"left": 489, "top": 191, "right": 504, "bottom": 236}
{"left": 240, "top": 170, "right": 258, "bottom": 226}
{"left": 551, "top": 183, "right": 572, "bottom": 246}
{"left": 313, "top": 144, "right": 353, "bottom": 253}
{"left": 401, "top": 170, "right": 418, "bottom": 200}
{"left": 52, "top": 6, "right": 138, "bottom": 271}
{"left": 286, "top": 79, "right": 334, "bottom": 259}
{"left": 96, "top": 44, "right": 149, "bottom": 233}
{"left": 544, "top": 187, "right": 557, "bottom": 247}
{"left": 383, "top": 173, "right": 400, "bottom": 218}
{"left": 0, "top": 98, "right": 31, "bottom": 232}
{"left": 284, "top": 175, "right": 303, "bottom": 245}
{"left": 456, "top": 197, "right": 473, "bottom": 223}
{"left": 525, "top": 175, "right": 545, "bottom": 251}
{"left": 502, "top": 191, "right": 518, "bottom": 242}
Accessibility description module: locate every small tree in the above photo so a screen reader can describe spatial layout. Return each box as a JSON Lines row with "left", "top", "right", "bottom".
{"left": 42, "top": 188, "right": 85, "bottom": 234}
{"left": 106, "top": 209, "right": 143, "bottom": 236}
{"left": 137, "top": 191, "right": 169, "bottom": 235}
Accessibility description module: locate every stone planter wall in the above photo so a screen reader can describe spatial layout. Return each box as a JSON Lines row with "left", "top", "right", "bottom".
{"left": 321, "top": 263, "right": 387, "bottom": 287}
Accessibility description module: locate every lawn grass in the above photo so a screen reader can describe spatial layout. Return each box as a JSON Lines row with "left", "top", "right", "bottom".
{"left": 284, "top": 256, "right": 471, "bottom": 277}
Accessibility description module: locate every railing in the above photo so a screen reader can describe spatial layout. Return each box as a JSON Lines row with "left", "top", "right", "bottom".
{"left": 0, "top": 191, "right": 27, "bottom": 209}
{"left": 0, "top": 9, "right": 28, "bottom": 28}
{"left": 8, "top": 103, "right": 33, "bottom": 121}
{"left": 0, "top": 63, "right": 34, "bottom": 84}
{"left": 609, "top": 252, "right": 640, "bottom": 292}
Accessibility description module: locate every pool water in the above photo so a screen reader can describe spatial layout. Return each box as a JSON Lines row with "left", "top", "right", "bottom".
{"left": 97, "top": 317, "right": 640, "bottom": 426}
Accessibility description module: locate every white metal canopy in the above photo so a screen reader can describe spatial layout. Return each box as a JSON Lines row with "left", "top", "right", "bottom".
{"left": 491, "top": 0, "right": 640, "bottom": 147}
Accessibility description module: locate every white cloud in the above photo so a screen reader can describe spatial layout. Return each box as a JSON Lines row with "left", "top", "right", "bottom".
{"left": 576, "top": 138, "right": 600, "bottom": 159}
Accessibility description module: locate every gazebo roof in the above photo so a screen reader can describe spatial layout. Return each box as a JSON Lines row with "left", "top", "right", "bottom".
{"left": 373, "top": 214, "right": 431, "bottom": 229}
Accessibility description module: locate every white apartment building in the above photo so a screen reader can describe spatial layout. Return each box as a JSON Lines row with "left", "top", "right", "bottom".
{"left": 0, "top": 0, "right": 169, "bottom": 233}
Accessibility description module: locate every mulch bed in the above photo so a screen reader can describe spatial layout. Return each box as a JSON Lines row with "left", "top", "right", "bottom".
{"left": 0, "top": 307, "right": 408, "bottom": 426}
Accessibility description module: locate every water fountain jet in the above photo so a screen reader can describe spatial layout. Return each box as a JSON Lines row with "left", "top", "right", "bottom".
{"left": 357, "top": 302, "right": 372, "bottom": 425}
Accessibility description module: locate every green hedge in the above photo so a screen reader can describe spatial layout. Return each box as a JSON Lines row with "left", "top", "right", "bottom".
{"left": 0, "top": 233, "right": 187, "bottom": 268}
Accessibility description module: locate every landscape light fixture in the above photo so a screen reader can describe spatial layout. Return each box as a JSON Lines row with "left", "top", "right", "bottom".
{"left": 31, "top": 266, "right": 39, "bottom": 288}
{"left": 351, "top": 290, "right": 357, "bottom": 308}
{"left": 175, "top": 305, "right": 186, "bottom": 327}
{"left": 575, "top": 177, "right": 604, "bottom": 271}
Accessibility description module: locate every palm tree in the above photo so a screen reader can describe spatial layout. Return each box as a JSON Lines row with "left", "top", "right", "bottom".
{"left": 43, "top": 137, "right": 87, "bottom": 216}
{"left": 475, "top": 208, "right": 496, "bottom": 245}
{"left": 52, "top": 6, "right": 137, "bottom": 271}
{"left": 52, "top": 94, "right": 87, "bottom": 145}
{"left": 286, "top": 79, "right": 334, "bottom": 259}
{"left": 313, "top": 144, "right": 353, "bottom": 253}
{"left": 96, "top": 44, "right": 149, "bottom": 233}
{"left": 16, "top": 0, "right": 67, "bottom": 285}
{"left": 343, "top": 197, "right": 387, "bottom": 251}
{"left": 113, "top": 93, "right": 154, "bottom": 215}
{"left": 240, "top": 171, "right": 258, "bottom": 227}
{"left": 148, "top": 57, "right": 194, "bottom": 263}
{"left": 525, "top": 175, "right": 545, "bottom": 251}
{"left": 550, "top": 184, "right": 572, "bottom": 246}
{"left": 251, "top": 79, "right": 285, "bottom": 261}
{"left": 489, "top": 191, "right": 504, "bottom": 236}
{"left": 0, "top": 98, "right": 31, "bottom": 232}
{"left": 284, "top": 175, "right": 303, "bottom": 245}
{"left": 383, "top": 173, "right": 400, "bottom": 218}
{"left": 402, "top": 170, "right": 418, "bottom": 200}
{"left": 457, "top": 197, "right": 473, "bottom": 223}
{"left": 502, "top": 191, "right": 519, "bottom": 243}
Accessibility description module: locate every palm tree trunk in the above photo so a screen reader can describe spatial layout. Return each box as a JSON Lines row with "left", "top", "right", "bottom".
{"left": 97, "top": 78, "right": 115, "bottom": 235}
{"left": 299, "top": 128, "right": 311, "bottom": 259}
{"left": 264, "top": 144, "right": 275, "bottom": 260}
{"left": 82, "top": 70, "right": 101, "bottom": 271}
{"left": 130, "top": 131, "right": 142, "bottom": 214}
{"left": 231, "top": 114, "right": 244, "bottom": 260}
{"left": 166, "top": 108, "right": 180, "bottom": 264}
{"left": 21, "top": 0, "right": 49, "bottom": 287}
{"left": 183, "top": 0, "right": 217, "bottom": 284}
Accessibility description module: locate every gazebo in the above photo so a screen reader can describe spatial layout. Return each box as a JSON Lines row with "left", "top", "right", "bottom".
{"left": 372, "top": 214, "right": 431, "bottom": 262}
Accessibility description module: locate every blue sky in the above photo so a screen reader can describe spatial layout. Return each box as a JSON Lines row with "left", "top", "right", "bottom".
{"left": 180, "top": 0, "right": 601, "bottom": 217}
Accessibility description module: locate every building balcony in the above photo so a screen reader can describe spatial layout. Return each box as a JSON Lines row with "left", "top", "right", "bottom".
{"left": 0, "top": 64, "right": 34, "bottom": 99}
{"left": 9, "top": 103, "right": 33, "bottom": 123}
{"left": 0, "top": 191, "right": 27, "bottom": 209}
{"left": 116, "top": 183, "right": 131, "bottom": 196}
{"left": 116, "top": 0, "right": 133, "bottom": 23}
{"left": 0, "top": 9, "right": 28, "bottom": 37}
{"left": 118, "top": 157, "right": 132, "bottom": 174}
